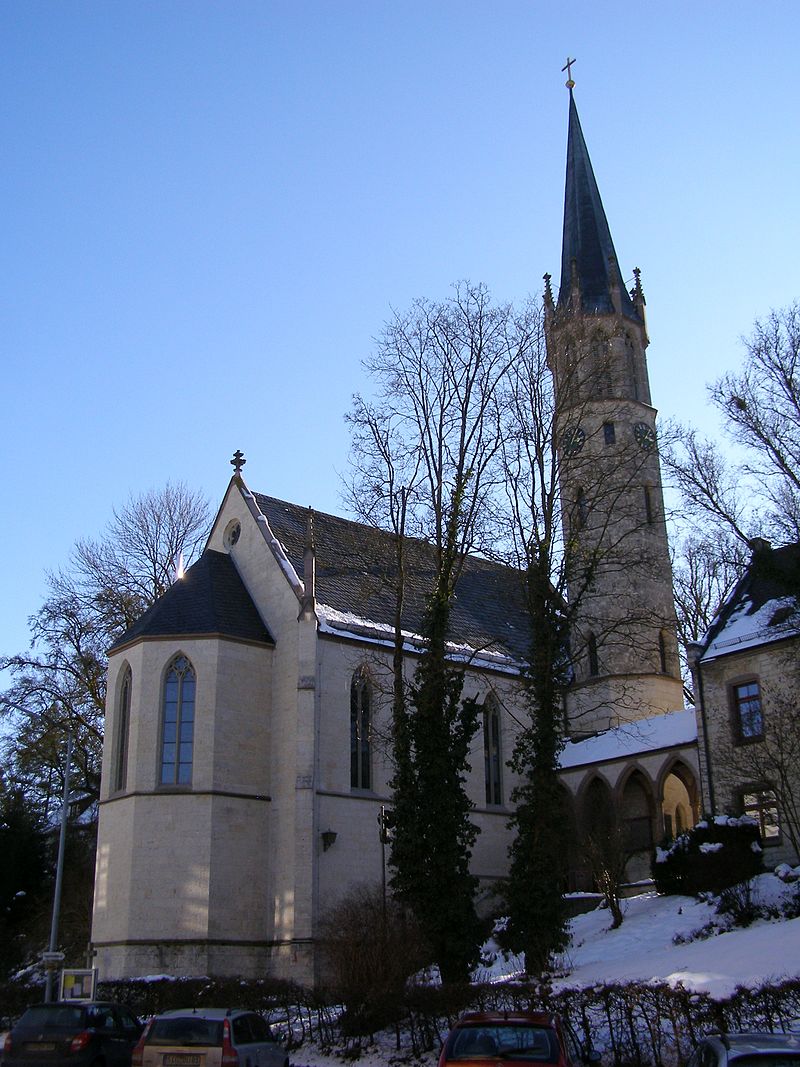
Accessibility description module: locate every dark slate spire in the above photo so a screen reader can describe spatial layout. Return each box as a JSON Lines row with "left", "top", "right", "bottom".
{"left": 558, "top": 90, "right": 639, "bottom": 321}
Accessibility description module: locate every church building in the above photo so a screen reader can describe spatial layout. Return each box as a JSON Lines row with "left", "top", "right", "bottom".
{"left": 91, "top": 85, "right": 701, "bottom": 985}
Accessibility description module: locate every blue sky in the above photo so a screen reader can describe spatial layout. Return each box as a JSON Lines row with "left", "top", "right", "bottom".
{"left": 2, "top": 1, "right": 799, "bottom": 660}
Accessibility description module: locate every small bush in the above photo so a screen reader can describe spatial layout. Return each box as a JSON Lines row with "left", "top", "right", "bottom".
{"left": 316, "top": 884, "right": 430, "bottom": 1036}
{"left": 652, "top": 814, "right": 763, "bottom": 896}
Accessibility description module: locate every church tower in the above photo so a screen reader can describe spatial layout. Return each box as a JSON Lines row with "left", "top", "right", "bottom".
{"left": 544, "top": 80, "right": 684, "bottom": 733}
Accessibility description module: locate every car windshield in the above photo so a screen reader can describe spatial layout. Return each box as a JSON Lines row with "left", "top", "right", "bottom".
{"left": 147, "top": 1017, "right": 224, "bottom": 1047}
{"left": 448, "top": 1026, "right": 559, "bottom": 1062}
{"left": 18, "top": 1006, "right": 85, "bottom": 1030}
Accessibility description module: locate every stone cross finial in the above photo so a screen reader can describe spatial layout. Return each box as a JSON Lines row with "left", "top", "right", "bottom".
{"left": 562, "top": 56, "right": 576, "bottom": 89}
{"left": 231, "top": 450, "right": 246, "bottom": 476}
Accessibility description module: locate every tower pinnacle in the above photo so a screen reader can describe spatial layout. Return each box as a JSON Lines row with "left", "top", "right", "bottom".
{"left": 562, "top": 56, "right": 576, "bottom": 90}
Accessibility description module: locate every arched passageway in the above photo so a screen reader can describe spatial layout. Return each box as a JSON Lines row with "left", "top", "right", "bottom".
{"left": 660, "top": 761, "right": 700, "bottom": 842}
{"left": 619, "top": 769, "right": 655, "bottom": 883}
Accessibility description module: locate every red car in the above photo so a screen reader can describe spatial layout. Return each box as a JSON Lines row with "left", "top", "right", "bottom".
{"left": 438, "top": 1011, "right": 599, "bottom": 1067}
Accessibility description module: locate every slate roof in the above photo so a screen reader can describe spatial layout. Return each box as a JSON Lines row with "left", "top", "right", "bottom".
{"left": 558, "top": 90, "right": 640, "bottom": 322}
{"left": 254, "top": 493, "right": 532, "bottom": 663}
{"left": 700, "top": 542, "right": 800, "bottom": 661}
{"left": 111, "top": 549, "right": 274, "bottom": 651}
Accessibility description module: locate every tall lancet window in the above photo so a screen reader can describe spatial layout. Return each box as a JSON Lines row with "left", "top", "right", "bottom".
{"left": 483, "top": 697, "right": 503, "bottom": 806}
{"left": 160, "top": 655, "right": 196, "bottom": 786}
{"left": 113, "top": 666, "right": 132, "bottom": 793}
{"left": 350, "top": 667, "right": 371, "bottom": 790}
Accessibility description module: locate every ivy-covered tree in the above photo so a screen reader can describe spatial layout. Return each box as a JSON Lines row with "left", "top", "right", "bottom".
{"left": 346, "top": 282, "right": 535, "bottom": 980}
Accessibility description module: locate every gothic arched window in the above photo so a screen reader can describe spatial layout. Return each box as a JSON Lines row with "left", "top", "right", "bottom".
{"left": 350, "top": 668, "right": 371, "bottom": 790}
{"left": 574, "top": 487, "right": 588, "bottom": 531}
{"left": 625, "top": 335, "right": 640, "bottom": 400}
{"left": 483, "top": 697, "right": 503, "bottom": 806}
{"left": 160, "top": 655, "right": 196, "bottom": 786}
{"left": 587, "top": 633, "right": 599, "bottom": 677}
{"left": 659, "top": 630, "right": 668, "bottom": 674}
{"left": 113, "top": 665, "right": 132, "bottom": 793}
{"left": 592, "top": 340, "right": 612, "bottom": 397}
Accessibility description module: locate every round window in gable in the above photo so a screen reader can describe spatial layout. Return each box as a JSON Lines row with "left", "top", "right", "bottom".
{"left": 223, "top": 519, "right": 241, "bottom": 550}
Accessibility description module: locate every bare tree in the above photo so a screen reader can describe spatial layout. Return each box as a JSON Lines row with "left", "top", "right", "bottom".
{"left": 665, "top": 303, "right": 800, "bottom": 552}
{"left": 581, "top": 803, "right": 628, "bottom": 930}
{"left": 671, "top": 535, "right": 746, "bottom": 650}
{"left": 0, "top": 482, "right": 211, "bottom": 814}
{"left": 344, "top": 281, "right": 536, "bottom": 981}
{"left": 712, "top": 303, "right": 800, "bottom": 543}
{"left": 74, "top": 481, "right": 211, "bottom": 630}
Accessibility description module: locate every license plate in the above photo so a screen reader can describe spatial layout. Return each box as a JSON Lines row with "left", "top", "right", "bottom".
{"left": 26, "top": 1043, "right": 56, "bottom": 1052}
{"left": 163, "top": 1056, "right": 202, "bottom": 1066}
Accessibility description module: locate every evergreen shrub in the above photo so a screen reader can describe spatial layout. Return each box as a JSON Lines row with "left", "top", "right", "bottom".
{"left": 652, "top": 814, "right": 763, "bottom": 896}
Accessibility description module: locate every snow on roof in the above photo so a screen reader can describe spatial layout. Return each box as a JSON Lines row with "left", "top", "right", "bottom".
{"left": 559, "top": 707, "right": 697, "bottom": 769}
{"left": 316, "top": 602, "right": 521, "bottom": 674}
{"left": 702, "top": 594, "right": 799, "bottom": 660}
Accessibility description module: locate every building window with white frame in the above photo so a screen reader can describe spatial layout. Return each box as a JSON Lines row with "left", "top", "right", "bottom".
{"left": 742, "top": 787, "right": 780, "bottom": 844}
{"left": 350, "top": 667, "right": 371, "bottom": 790}
{"left": 160, "top": 655, "right": 196, "bottom": 786}
{"left": 483, "top": 697, "right": 503, "bottom": 806}
{"left": 731, "top": 679, "right": 764, "bottom": 741}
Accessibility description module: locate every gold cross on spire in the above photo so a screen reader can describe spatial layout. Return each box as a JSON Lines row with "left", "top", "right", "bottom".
{"left": 562, "top": 56, "right": 576, "bottom": 89}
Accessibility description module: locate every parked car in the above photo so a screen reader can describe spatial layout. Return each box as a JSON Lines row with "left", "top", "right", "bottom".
{"left": 132, "top": 1008, "right": 288, "bottom": 1067}
{"left": 2, "top": 1001, "right": 143, "bottom": 1067}
{"left": 686, "top": 1033, "right": 800, "bottom": 1067}
{"left": 438, "top": 1011, "right": 599, "bottom": 1067}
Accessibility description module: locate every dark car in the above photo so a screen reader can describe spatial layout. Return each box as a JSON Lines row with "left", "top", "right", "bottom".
{"left": 686, "top": 1033, "right": 800, "bottom": 1067}
{"left": 438, "top": 1011, "right": 599, "bottom": 1067}
{"left": 3, "top": 1002, "right": 143, "bottom": 1067}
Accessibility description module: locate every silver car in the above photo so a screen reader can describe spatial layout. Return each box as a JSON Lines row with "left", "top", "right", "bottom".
{"left": 133, "top": 1008, "right": 288, "bottom": 1067}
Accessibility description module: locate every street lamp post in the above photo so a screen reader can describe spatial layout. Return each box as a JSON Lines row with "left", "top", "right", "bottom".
{"left": 44, "top": 732, "right": 73, "bottom": 1003}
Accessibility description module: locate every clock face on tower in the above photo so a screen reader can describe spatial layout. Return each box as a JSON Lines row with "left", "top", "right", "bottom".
{"left": 562, "top": 425, "right": 586, "bottom": 455}
{"left": 634, "top": 422, "right": 656, "bottom": 450}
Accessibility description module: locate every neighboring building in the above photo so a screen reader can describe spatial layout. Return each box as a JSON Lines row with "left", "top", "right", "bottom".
{"left": 689, "top": 539, "right": 800, "bottom": 867}
{"left": 90, "top": 86, "right": 701, "bottom": 985}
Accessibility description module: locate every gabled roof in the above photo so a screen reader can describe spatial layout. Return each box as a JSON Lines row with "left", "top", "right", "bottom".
{"left": 253, "top": 493, "right": 531, "bottom": 663}
{"left": 558, "top": 90, "right": 639, "bottom": 322}
{"left": 110, "top": 549, "right": 274, "bottom": 651}
{"left": 700, "top": 542, "right": 800, "bottom": 661}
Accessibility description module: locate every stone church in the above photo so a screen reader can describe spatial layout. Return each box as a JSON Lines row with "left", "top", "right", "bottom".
{"left": 91, "top": 86, "right": 702, "bottom": 985}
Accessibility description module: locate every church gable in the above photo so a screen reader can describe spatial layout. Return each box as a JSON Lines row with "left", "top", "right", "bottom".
{"left": 700, "top": 542, "right": 800, "bottom": 662}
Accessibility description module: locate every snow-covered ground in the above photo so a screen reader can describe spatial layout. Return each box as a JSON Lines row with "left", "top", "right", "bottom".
{"left": 554, "top": 877, "right": 800, "bottom": 998}
{"left": 291, "top": 873, "right": 800, "bottom": 1067}
{"left": 480, "top": 872, "right": 800, "bottom": 998}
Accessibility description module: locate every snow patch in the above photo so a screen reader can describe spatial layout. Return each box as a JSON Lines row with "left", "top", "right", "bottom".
{"left": 559, "top": 708, "right": 697, "bottom": 769}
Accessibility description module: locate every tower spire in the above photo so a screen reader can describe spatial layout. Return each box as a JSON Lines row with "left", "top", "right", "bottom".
{"left": 546, "top": 84, "right": 684, "bottom": 731}
{"left": 558, "top": 90, "right": 639, "bottom": 321}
